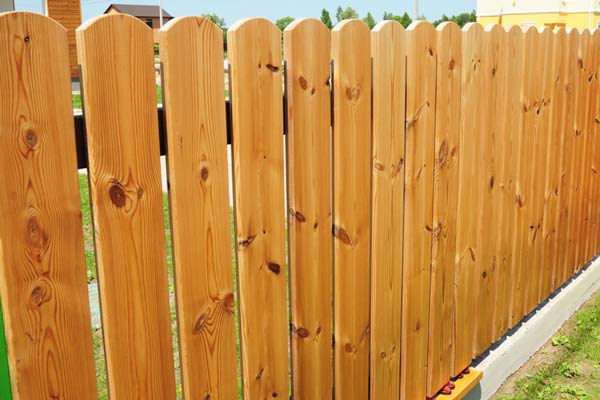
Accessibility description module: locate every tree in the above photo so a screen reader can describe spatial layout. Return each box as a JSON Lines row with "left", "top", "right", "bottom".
{"left": 362, "top": 12, "right": 376, "bottom": 29}
{"left": 383, "top": 11, "right": 412, "bottom": 28}
{"left": 275, "top": 16, "right": 295, "bottom": 31}
{"left": 321, "top": 8, "right": 333, "bottom": 29}
{"left": 336, "top": 6, "right": 359, "bottom": 22}
{"left": 433, "top": 10, "right": 476, "bottom": 28}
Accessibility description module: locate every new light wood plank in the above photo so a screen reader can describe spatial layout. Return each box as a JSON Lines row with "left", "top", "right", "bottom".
{"left": 544, "top": 28, "right": 568, "bottom": 294}
{"left": 283, "top": 18, "right": 333, "bottom": 400}
{"left": 474, "top": 24, "right": 504, "bottom": 354}
{"left": 401, "top": 20, "right": 436, "bottom": 399}
{"left": 159, "top": 17, "right": 237, "bottom": 400}
{"left": 567, "top": 30, "right": 591, "bottom": 274}
{"left": 331, "top": 19, "right": 372, "bottom": 400}
{"left": 503, "top": 25, "right": 524, "bottom": 330}
{"left": 0, "top": 11, "right": 97, "bottom": 399}
{"left": 76, "top": 14, "right": 176, "bottom": 399}
{"left": 493, "top": 24, "right": 521, "bottom": 340}
{"left": 427, "top": 21, "right": 461, "bottom": 396}
{"left": 529, "top": 28, "right": 554, "bottom": 306}
{"left": 556, "top": 29, "right": 580, "bottom": 286}
{"left": 370, "top": 20, "right": 405, "bottom": 400}
{"left": 577, "top": 30, "right": 599, "bottom": 267}
{"left": 512, "top": 26, "right": 541, "bottom": 321}
{"left": 227, "top": 17, "right": 289, "bottom": 400}
{"left": 454, "top": 22, "right": 484, "bottom": 375}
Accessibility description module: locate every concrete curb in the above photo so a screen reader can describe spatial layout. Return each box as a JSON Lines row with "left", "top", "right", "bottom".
{"left": 465, "top": 254, "right": 600, "bottom": 399}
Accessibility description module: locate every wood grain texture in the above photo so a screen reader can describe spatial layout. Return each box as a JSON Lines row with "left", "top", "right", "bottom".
{"left": 473, "top": 24, "right": 503, "bottom": 355}
{"left": 543, "top": 28, "right": 567, "bottom": 295}
{"left": 556, "top": 29, "right": 580, "bottom": 286}
{"left": 331, "top": 19, "right": 372, "bottom": 400}
{"left": 159, "top": 17, "right": 237, "bottom": 400}
{"left": 576, "top": 29, "right": 599, "bottom": 267}
{"left": 45, "top": 0, "right": 82, "bottom": 76}
{"left": 401, "top": 20, "right": 436, "bottom": 399}
{"left": 590, "top": 31, "right": 600, "bottom": 256}
{"left": 427, "top": 21, "right": 461, "bottom": 396}
{"left": 536, "top": 28, "right": 559, "bottom": 301}
{"left": 512, "top": 26, "right": 541, "bottom": 321}
{"left": 283, "top": 18, "right": 332, "bottom": 400}
{"left": 454, "top": 22, "right": 484, "bottom": 375}
{"left": 499, "top": 25, "right": 523, "bottom": 333}
{"left": 76, "top": 14, "right": 176, "bottom": 399}
{"left": 227, "top": 17, "right": 289, "bottom": 400}
{"left": 526, "top": 28, "right": 553, "bottom": 309}
{"left": 568, "top": 30, "right": 591, "bottom": 274}
{"left": 370, "top": 20, "right": 405, "bottom": 400}
{"left": 0, "top": 12, "right": 97, "bottom": 400}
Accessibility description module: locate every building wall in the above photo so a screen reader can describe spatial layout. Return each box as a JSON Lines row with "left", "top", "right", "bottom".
{"left": 106, "top": 8, "right": 171, "bottom": 42}
{"left": 45, "top": 0, "right": 82, "bottom": 77}
{"left": 478, "top": 0, "right": 600, "bottom": 29}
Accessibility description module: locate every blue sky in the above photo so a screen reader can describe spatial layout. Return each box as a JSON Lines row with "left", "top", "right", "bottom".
{"left": 15, "top": 0, "right": 476, "bottom": 27}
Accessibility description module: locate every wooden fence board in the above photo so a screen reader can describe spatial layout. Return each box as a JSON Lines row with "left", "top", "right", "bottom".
{"left": 0, "top": 300, "right": 10, "bottom": 400}
{"left": 578, "top": 30, "right": 599, "bottom": 266}
{"left": 402, "top": 20, "right": 436, "bottom": 399}
{"left": 530, "top": 28, "right": 554, "bottom": 305}
{"left": 159, "top": 17, "right": 238, "bottom": 400}
{"left": 557, "top": 29, "right": 581, "bottom": 286}
{"left": 455, "top": 22, "right": 484, "bottom": 375}
{"left": 227, "top": 17, "right": 289, "bottom": 400}
{"left": 490, "top": 24, "right": 515, "bottom": 341}
{"left": 370, "top": 20, "right": 405, "bottom": 400}
{"left": 283, "top": 18, "right": 333, "bottom": 400}
{"left": 427, "top": 21, "right": 461, "bottom": 396}
{"left": 571, "top": 30, "right": 592, "bottom": 272}
{"left": 591, "top": 31, "right": 600, "bottom": 254}
{"left": 0, "top": 12, "right": 97, "bottom": 399}
{"left": 76, "top": 14, "right": 176, "bottom": 399}
{"left": 503, "top": 25, "right": 524, "bottom": 330}
{"left": 331, "top": 19, "right": 372, "bottom": 400}
{"left": 544, "top": 28, "right": 568, "bottom": 295}
{"left": 474, "top": 24, "right": 504, "bottom": 354}
{"left": 512, "top": 26, "right": 541, "bottom": 320}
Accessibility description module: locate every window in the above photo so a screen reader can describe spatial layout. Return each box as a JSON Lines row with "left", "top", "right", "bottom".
{"left": 145, "top": 18, "right": 153, "bottom": 28}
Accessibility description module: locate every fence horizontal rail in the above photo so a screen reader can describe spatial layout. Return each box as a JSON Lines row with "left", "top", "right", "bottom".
{"left": 1, "top": 10, "right": 600, "bottom": 400}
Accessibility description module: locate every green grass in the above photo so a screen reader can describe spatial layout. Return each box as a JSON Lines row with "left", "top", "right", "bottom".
{"left": 497, "top": 293, "right": 600, "bottom": 400}
{"left": 78, "top": 174, "right": 242, "bottom": 399}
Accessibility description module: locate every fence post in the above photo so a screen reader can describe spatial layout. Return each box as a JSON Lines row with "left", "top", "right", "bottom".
{"left": 0, "top": 300, "right": 11, "bottom": 399}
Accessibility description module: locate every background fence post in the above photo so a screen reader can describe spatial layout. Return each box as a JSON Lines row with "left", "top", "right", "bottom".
{"left": 0, "top": 300, "right": 11, "bottom": 399}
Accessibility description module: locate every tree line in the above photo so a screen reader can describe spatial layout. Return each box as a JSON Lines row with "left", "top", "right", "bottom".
{"left": 201, "top": 7, "right": 477, "bottom": 44}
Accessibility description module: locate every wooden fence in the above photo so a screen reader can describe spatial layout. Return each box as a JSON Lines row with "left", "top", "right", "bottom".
{"left": 0, "top": 10, "right": 599, "bottom": 400}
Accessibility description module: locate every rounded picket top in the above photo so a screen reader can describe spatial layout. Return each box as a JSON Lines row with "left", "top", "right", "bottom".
{"left": 158, "top": 16, "right": 224, "bottom": 57}
{"left": 406, "top": 19, "right": 436, "bottom": 33}
{"left": 228, "top": 16, "right": 280, "bottom": 37}
{"left": 159, "top": 15, "right": 222, "bottom": 35}
{"left": 462, "top": 21, "right": 484, "bottom": 33}
{"left": 372, "top": 19, "right": 405, "bottom": 34}
{"left": 332, "top": 18, "right": 370, "bottom": 35}
{"left": 436, "top": 20, "right": 460, "bottom": 33}
{"left": 485, "top": 23, "right": 504, "bottom": 34}
{"left": 284, "top": 17, "right": 328, "bottom": 34}
{"left": 78, "top": 12, "right": 151, "bottom": 35}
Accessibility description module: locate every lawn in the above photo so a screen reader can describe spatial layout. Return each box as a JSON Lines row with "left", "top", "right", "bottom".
{"left": 73, "top": 85, "right": 163, "bottom": 110}
{"left": 78, "top": 174, "right": 242, "bottom": 399}
{"left": 494, "top": 293, "right": 600, "bottom": 400}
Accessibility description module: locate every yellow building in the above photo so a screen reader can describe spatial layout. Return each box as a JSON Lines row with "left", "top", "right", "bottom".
{"left": 478, "top": 0, "right": 600, "bottom": 29}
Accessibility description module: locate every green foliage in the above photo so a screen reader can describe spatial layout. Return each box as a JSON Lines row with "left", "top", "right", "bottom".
{"left": 383, "top": 11, "right": 413, "bottom": 28}
{"left": 0, "top": 300, "right": 11, "bottom": 400}
{"left": 433, "top": 10, "right": 476, "bottom": 28}
{"left": 552, "top": 334, "right": 570, "bottom": 347}
{"left": 336, "top": 6, "right": 359, "bottom": 22}
{"left": 321, "top": 8, "right": 333, "bottom": 29}
{"left": 275, "top": 16, "right": 295, "bottom": 31}
{"left": 362, "top": 12, "right": 376, "bottom": 29}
